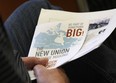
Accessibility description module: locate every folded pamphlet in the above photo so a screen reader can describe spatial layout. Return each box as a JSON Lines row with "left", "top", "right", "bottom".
{"left": 28, "top": 8, "right": 116, "bottom": 80}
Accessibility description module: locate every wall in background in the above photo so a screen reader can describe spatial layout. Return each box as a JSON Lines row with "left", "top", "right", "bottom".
{"left": 0, "top": 0, "right": 79, "bottom": 21}
{"left": 0, "top": 0, "right": 27, "bottom": 21}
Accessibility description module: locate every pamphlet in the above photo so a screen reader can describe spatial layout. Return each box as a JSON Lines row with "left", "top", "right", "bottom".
{"left": 28, "top": 8, "right": 116, "bottom": 80}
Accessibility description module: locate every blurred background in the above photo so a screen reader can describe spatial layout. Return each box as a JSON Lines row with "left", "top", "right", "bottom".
{"left": 0, "top": 0, "right": 116, "bottom": 21}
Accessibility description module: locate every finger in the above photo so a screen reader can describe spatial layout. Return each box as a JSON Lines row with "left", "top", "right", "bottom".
{"left": 33, "top": 57, "right": 48, "bottom": 66}
{"left": 22, "top": 57, "right": 48, "bottom": 70}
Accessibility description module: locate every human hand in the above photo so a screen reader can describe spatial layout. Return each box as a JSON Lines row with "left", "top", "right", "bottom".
{"left": 22, "top": 57, "right": 48, "bottom": 70}
{"left": 33, "top": 65, "right": 69, "bottom": 83}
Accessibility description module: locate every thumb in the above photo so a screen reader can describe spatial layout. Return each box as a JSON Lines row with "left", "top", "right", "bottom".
{"left": 33, "top": 65, "right": 48, "bottom": 83}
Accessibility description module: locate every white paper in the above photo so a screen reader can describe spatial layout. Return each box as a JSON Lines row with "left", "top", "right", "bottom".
{"left": 37, "top": 8, "right": 116, "bottom": 61}
{"left": 28, "top": 20, "right": 89, "bottom": 68}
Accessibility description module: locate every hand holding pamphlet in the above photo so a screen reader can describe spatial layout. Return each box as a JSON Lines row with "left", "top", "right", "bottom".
{"left": 28, "top": 8, "right": 116, "bottom": 80}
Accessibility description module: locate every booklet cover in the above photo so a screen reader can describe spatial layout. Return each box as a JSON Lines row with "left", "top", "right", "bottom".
{"left": 28, "top": 19, "right": 89, "bottom": 68}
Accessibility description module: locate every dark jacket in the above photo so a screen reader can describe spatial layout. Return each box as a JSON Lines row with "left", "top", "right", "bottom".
{"left": 0, "top": 18, "right": 31, "bottom": 83}
{"left": 4, "top": 0, "right": 116, "bottom": 83}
